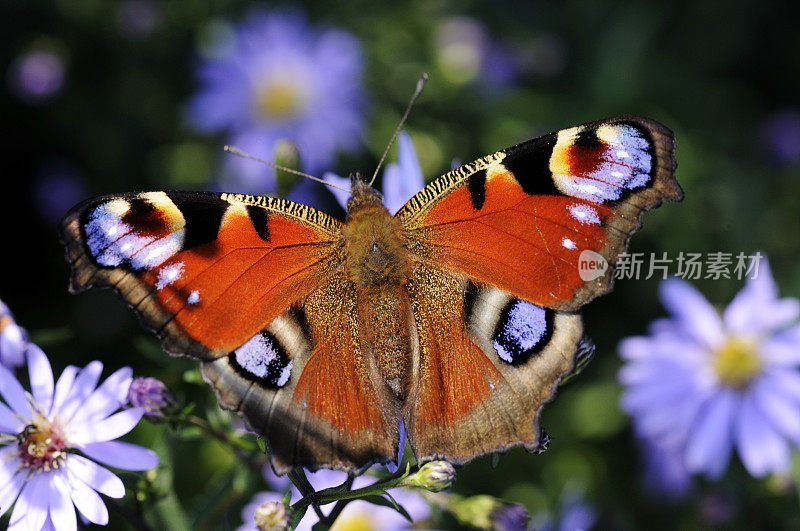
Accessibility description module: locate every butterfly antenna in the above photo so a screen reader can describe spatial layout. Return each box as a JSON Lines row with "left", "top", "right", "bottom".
{"left": 223, "top": 145, "right": 352, "bottom": 194}
{"left": 368, "top": 73, "right": 429, "bottom": 187}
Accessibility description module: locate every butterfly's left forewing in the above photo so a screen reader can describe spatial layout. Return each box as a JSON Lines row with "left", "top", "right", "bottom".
{"left": 60, "top": 191, "right": 399, "bottom": 473}
{"left": 399, "top": 116, "right": 680, "bottom": 463}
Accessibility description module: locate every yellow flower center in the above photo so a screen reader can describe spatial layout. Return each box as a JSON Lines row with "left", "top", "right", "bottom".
{"left": 330, "top": 510, "right": 375, "bottom": 531}
{"left": 255, "top": 80, "right": 305, "bottom": 120}
{"left": 713, "top": 336, "right": 762, "bottom": 388}
{"left": 17, "top": 413, "right": 67, "bottom": 472}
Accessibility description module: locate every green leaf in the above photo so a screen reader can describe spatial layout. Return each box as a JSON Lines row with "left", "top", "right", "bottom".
{"left": 257, "top": 435, "right": 267, "bottom": 454}
{"left": 28, "top": 327, "right": 73, "bottom": 346}
{"left": 289, "top": 504, "right": 310, "bottom": 531}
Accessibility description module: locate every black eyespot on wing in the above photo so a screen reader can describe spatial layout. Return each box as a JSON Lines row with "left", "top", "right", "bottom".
{"left": 228, "top": 331, "right": 293, "bottom": 389}
{"left": 246, "top": 205, "right": 271, "bottom": 241}
{"left": 491, "top": 299, "right": 554, "bottom": 365}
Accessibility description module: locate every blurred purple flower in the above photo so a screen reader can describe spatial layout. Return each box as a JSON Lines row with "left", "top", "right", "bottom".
{"left": 127, "top": 376, "right": 173, "bottom": 417}
{"left": 188, "top": 10, "right": 365, "bottom": 193}
{"left": 638, "top": 434, "right": 692, "bottom": 499}
{"left": 760, "top": 109, "right": 800, "bottom": 164}
{"left": 534, "top": 488, "right": 597, "bottom": 531}
{"left": 0, "top": 299, "right": 28, "bottom": 369}
{"left": 116, "top": 0, "right": 162, "bottom": 39}
{"left": 240, "top": 468, "right": 430, "bottom": 531}
{"left": 434, "top": 16, "right": 519, "bottom": 89}
{"left": 492, "top": 502, "right": 530, "bottom": 531}
{"left": 0, "top": 348, "right": 159, "bottom": 529}
{"left": 8, "top": 49, "right": 66, "bottom": 103}
{"left": 325, "top": 131, "right": 424, "bottom": 214}
{"left": 33, "top": 163, "right": 89, "bottom": 226}
{"left": 619, "top": 256, "right": 800, "bottom": 479}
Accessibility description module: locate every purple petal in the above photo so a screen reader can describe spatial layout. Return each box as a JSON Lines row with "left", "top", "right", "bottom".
{"left": 724, "top": 257, "right": 800, "bottom": 334}
{"left": 386, "top": 418, "right": 406, "bottom": 473}
{"left": 760, "top": 325, "right": 800, "bottom": 367}
{"left": 0, "top": 401, "right": 23, "bottom": 434}
{"left": 81, "top": 441, "right": 159, "bottom": 471}
{"left": 383, "top": 131, "right": 424, "bottom": 214}
{"left": 71, "top": 367, "right": 132, "bottom": 425}
{"left": 735, "top": 393, "right": 791, "bottom": 477}
{"left": 0, "top": 320, "right": 27, "bottom": 368}
{"left": 56, "top": 361, "right": 104, "bottom": 422}
{"left": 68, "top": 472, "right": 109, "bottom": 525}
{"left": 50, "top": 365, "right": 79, "bottom": 417}
{"left": 659, "top": 278, "right": 724, "bottom": 349}
{"left": 66, "top": 455, "right": 125, "bottom": 498}
{"left": 0, "top": 469, "right": 26, "bottom": 516}
{"left": 323, "top": 171, "right": 352, "bottom": 210}
{"left": 49, "top": 473, "right": 77, "bottom": 531}
{"left": 752, "top": 377, "right": 800, "bottom": 444}
{"left": 70, "top": 407, "right": 144, "bottom": 444}
{"left": 0, "top": 363, "right": 32, "bottom": 419}
{"left": 8, "top": 472, "right": 48, "bottom": 531}
{"left": 27, "top": 344, "right": 54, "bottom": 410}
{"left": 685, "top": 390, "right": 737, "bottom": 478}
{"left": 763, "top": 369, "right": 800, "bottom": 403}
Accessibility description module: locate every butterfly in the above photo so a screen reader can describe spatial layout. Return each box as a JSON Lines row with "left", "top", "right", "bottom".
{"left": 59, "top": 116, "right": 681, "bottom": 475}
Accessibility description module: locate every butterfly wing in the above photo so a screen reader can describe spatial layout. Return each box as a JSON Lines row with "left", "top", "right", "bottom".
{"left": 398, "top": 117, "right": 680, "bottom": 462}
{"left": 398, "top": 116, "right": 682, "bottom": 310}
{"left": 202, "top": 271, "right": 400, "bottom": 474}
{"left": 60, "top": 191, "right": 399, "bottom": 472}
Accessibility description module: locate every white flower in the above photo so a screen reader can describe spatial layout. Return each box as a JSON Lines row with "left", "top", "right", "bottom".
{"left": 0, "top": 347, "right": 159, "bottom": 530}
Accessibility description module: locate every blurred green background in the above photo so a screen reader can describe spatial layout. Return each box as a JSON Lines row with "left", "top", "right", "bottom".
{"left": 2, "top": 0, "right": 799, "bottom": 529}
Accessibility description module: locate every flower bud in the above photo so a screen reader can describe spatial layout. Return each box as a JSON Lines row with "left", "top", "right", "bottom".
{"left": 403, "top": 460, "right": 456, "bottom": 492}
{"left": 127, "top": 377, "right": 173, "bottom": 417}
{"left": 254, "top": 501, "right": 289, "bottom": 531}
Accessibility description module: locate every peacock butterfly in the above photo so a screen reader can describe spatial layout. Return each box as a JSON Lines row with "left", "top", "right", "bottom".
{"left": 59, "top": 116, "right": 681, "bottom": 474}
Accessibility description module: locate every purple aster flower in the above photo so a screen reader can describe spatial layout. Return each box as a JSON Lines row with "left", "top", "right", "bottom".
{"left": 619, "top": 256, "right": 800, "bottom": 479}
{"left": 0, "top": 347, "right": 159, "bottom": 529}
{"left": 325, "top": 131, "right": 424, "bottom": 215}
{"left": 188, "top": 10, "right": 365, "bottom": 193}
{"left": 127, "top": 376, "right": 173, "bottom": 417}
{"left": 7, "top": 49, "right": 66, "bottom": 103}
{"left": 0, "top": 299, "right": 28, "bottom": 369}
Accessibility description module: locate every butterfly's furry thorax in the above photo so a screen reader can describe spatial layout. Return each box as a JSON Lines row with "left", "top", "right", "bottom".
{"left": 342, "top": 179, "right": 412, "bottom": 288}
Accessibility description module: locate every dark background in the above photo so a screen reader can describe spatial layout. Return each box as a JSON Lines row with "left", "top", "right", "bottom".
{"left": 2, "top": 0, "right": 799, "bottom": 528}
